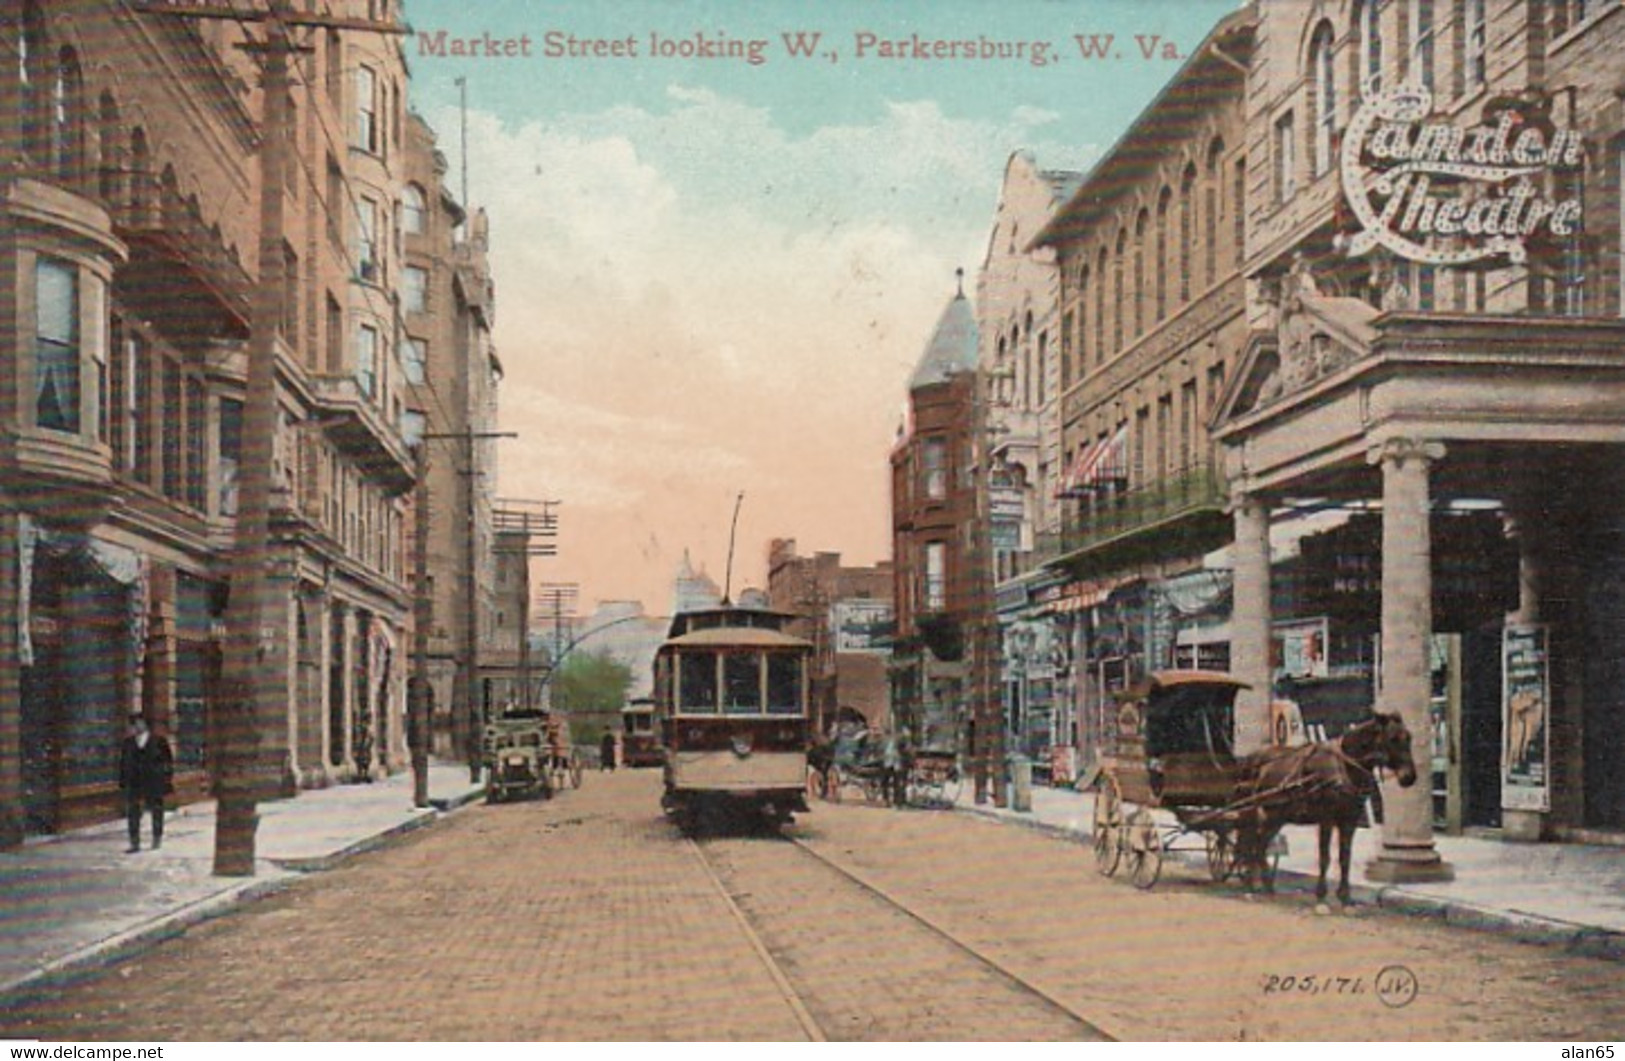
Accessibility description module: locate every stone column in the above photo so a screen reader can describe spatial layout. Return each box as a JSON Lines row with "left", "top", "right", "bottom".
{"left": 1230, "top": 493, "right": 1272, "bottom": 755}
{"left": 1367, "top": 438, "right": 1454, "bottom": 883}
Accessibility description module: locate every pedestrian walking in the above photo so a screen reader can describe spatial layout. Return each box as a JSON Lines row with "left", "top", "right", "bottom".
{"left": 118, "top": 712, "right": 173, "bottom": 853}
{"left": 882, "top": 731, "right": 903, "bottom": 808}
{"left": 600, "top": 730, "right": 617, "bottom": 771}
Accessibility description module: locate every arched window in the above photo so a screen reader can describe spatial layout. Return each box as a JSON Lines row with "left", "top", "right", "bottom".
{"left": 1205, "top": 139, "right": 1224, "bottom": 288}
{"left": 129, "top": 127, "right": 151, "bottom": 223}
{"left": 1095, "top": 246, "right": 1108, "bottom": 365}
{"left": 19, "top": 2, "right": 47, "bottom": 163}
{"left": 1354, "top": 0, "right": 1382, "bottom": 99}
{"left": 1133, "top": 209, "right": 1148, "bottom": 339}
{"left": 52, "top": 46, "right": 84, "bottom": 181}
{"left": 1310, "top": 22, "right": 1336, "bottom": 177}
{"left": 1179, "top": 164, "right": 1196, "bottom": 301}
{"left": 98, "top": 91, "right": 121, "bottom": 203}
{"left": 1155, "top": 188, "right": 1171, "bottom": 322}
{"left": 1077, "top": 262, "right": 1091, "bottom": 373}
{"left": 402, "top": 183, "right": 426, "bottom": 234}
{"left": 1410, "top": 0, "right": 1436, "bottom": 93}
{"left": 1112, "top": 229, "right": 1126, "bottom": 353}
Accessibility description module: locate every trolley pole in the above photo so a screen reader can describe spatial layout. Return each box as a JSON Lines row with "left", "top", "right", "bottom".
{"left": 409, "top": 442, "right": 432, "bottom": 808}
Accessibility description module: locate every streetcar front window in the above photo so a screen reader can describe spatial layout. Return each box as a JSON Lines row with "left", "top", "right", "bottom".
{"left": 767, "top": 653, "right": 801, "bottom": 715}
{"left": 724, "top": 652, "right": 762, "bottom": 715}
{"left": 679, "top": 652, "right": 718, "bottom": 713}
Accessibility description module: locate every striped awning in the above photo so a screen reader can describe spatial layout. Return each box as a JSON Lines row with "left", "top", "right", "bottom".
{"left": 1057, "top": 425, "right": 1128, "bottom": 497}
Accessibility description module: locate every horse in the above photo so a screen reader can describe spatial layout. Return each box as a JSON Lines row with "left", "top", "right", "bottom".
{"left": 1232, "top": 712, "right": 1418, "bottom": 908}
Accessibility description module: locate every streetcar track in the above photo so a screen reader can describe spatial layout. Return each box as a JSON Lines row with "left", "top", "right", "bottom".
{"left": 685, "top": 823, "right": 1117, "bottom": 1042}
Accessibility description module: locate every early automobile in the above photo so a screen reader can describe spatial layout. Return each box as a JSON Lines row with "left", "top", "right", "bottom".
{"left": 484, "top": 709, "right": 550, "bottom": 803}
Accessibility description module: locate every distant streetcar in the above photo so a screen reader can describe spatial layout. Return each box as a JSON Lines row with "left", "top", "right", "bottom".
{"left": 620, "top": 697, "right": 663, "bottom": 768}
{"left": 654, "top": 603, "right": 812, "bottom": 831}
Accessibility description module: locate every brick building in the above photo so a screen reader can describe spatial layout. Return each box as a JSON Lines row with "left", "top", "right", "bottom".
{"left": 765, "top": 539, "right": 893, "bottom": 736}
{"left": 0, "top": 2, "right": 499, "bottom": 846}
{"left": 889, "top": 283, "right": 983, "bottom": 763}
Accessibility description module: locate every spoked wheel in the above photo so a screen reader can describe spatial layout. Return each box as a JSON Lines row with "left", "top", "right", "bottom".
{"left": 1124, "top": 808, "right": 1164, "bottom": 890}
{"left": 939, "top": 768, "right": 962, "bottom": 807}
{"left": 806, "top": 766, "right": 827, "bottom": 802}
{"left": 1093, "top": 775, "right": 1123, "bottom": 877}
{"left": 1206, "top": 830, "right": 1236, "bottom": 882}
{"left": 568, "top": 759, "right": 584, "bottom": 789}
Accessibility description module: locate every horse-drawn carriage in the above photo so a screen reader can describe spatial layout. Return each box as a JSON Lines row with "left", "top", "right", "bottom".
{"left": 1089, "top": 670, "right": 1418, "bottom": 903}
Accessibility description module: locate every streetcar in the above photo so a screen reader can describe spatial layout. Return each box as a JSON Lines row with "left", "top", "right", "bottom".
{"left": 620, "top": 697, "right": 663, "bottom": 768}
{"left": 655, "top": 602, "right": 813, "bottom": 831}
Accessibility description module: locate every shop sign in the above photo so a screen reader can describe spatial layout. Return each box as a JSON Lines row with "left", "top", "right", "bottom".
{"left": 1340, "top": 84, "right": 1583, "bottom": 267}
{"left": 1272, "top": 618, "right": 1329, "bottom": 681}
{"left": 990, "top": 486, "right": 1025, "bottom": 520}
{"left": 1502, "top": 623, "right": 1549, "bottom": 812}
{"left": 830, "top": 599, "right": 892, "bottom": 654}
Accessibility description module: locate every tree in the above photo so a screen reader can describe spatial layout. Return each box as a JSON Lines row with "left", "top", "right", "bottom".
{"left": 551, "top": 651, "right": 632, "bottom": 743}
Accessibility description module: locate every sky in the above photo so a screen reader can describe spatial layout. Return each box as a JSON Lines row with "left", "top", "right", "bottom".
{"left": 401, "top": 0, "right": 1239, "bottom": 617}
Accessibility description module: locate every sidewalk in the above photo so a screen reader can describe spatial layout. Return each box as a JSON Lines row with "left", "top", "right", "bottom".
{"left": 956, "top": 781, "right": 1625, "bottom": 960}
{"left": 0, "top": 764, "right": 483, "bottom": 1001}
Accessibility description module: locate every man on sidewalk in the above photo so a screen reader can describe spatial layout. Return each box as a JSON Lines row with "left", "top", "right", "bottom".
{"left": 118, "top": 713, "right": 174, "bottom": 853}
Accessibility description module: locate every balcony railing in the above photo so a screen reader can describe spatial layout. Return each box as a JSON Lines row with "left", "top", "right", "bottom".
{"left": 1038, "top": 463, "right": 1227, "bottom": 570}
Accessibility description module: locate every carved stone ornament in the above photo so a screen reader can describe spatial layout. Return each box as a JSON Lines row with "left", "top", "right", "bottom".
{"left": 1256, "top": 258, "right": 1359, "bottom": 406}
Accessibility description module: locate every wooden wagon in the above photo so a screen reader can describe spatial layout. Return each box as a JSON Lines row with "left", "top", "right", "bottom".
{"left": 1090, "top": 670, "right": 1288, "bottom": 890}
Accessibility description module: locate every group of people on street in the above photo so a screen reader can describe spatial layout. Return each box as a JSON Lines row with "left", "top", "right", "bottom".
{"left": 812, "top": 724, "right": 912, "bottom": 807}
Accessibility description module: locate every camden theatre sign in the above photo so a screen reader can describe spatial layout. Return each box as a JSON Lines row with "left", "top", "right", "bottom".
{"left": 1339, "top": 84, "right": 1584, "bottom": 267}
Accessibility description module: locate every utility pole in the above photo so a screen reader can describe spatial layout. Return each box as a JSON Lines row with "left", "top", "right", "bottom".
{"left": 535, "top": 582, "right": 580, "bottom": 700}
{"left": 492, "top": 501, "right": 560, "bottom": 711}
{"left": 134, "top": 3, "right": 405, "bottom": 870}
{"left": 414, "top": 431, "right": 516, "bottom": 788}
{"left": 409, "top": 442, "right": 432, "bottom": 808}
{"left": 968, "top": 271, "right": 1008, "bottom": 809}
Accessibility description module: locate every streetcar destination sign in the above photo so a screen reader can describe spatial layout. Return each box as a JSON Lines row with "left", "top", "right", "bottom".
{"left": 1339, "top": 84, "right": 1584, "bottom": 267}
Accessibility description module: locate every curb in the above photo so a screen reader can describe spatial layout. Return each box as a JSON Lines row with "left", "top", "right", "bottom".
{"left": 956, "top": 804, "right": 1625, "bottom": 962}
{"left": 0, "top": 874, "right": 294, "bottom": 1007}
{"left": 0, "top": 790, "right": 486, "bottom": 1006}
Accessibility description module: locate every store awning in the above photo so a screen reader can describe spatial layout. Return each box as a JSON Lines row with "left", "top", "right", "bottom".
{"left": 1057, "top": 425, "right": 1128, "bottom": 497}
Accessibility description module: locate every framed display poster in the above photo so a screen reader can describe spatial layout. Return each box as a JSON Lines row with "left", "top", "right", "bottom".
{"left": 1502, "top": 622, "right": 1550, "bottom": 812}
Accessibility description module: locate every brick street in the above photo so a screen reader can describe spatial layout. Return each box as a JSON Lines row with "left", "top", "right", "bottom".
{"left": 3, "top": 771, "right": 1623, "bottom": 1041}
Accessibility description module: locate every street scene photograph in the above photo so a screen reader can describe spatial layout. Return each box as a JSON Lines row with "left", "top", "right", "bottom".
{"left": 2, "top": 0, "right": 1625, "bottom": 1045}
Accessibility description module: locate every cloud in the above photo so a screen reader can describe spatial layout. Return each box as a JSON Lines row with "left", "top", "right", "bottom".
{"left": 422, "top": 88, "right": 1092, "bottom": 605}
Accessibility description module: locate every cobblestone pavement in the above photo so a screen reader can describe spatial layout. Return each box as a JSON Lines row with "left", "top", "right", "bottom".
{"left": 4, "top": 771, "right": 1623, "bottom": 1040}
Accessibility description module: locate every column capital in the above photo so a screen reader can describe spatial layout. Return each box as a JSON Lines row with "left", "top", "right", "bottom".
{"left": 1366, "top": 437, "right": 1447, "bottom": 469}
{"left": 1224, "top": 490, "right": 1271, "bottom": 518}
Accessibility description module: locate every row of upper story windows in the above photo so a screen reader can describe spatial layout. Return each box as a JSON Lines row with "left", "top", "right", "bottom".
{"left": 1057, "top": 139, "right": 1245, "bottom": 392}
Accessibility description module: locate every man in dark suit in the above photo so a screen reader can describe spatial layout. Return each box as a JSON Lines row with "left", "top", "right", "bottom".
{"left": 118, "top": 713, "right": 173, "bottom": 853}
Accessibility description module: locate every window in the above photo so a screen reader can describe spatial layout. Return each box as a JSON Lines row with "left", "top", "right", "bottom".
{"left": 1095, "top": 247, "right": 1108, "bottom": 363}
{"left": 767, "top": 654, "right": 801, "bottom": 714}
{"left": 34, "top": 257, "right": 79, "bottom": 433}
{"left": 1179, "top": 165, "right": 1195, "bottom": 301}
{"left": 19, "top": 3, "right": 45, "bottom": 163}
{"left": 404, "top": 265, "right": 428, "bottom": 313}
{"left": 678, "top": 652, "right": 718, "bottom": 713}
{"left": 1155, "top": 188, "right": 1170, "bottom": 321}
{"left": 1311, "top": 22, "right": 1337, "bottom": 178}
{"left": 1411, "top": 0, "right": 1436, "bottom": 93}
{"left": 52, "top": 47, "right": 82, "bottom": 181}
{"left": 1113, "top": 230, "right": 1126, "bottom": 352}
{"left": 404, "top": 336, "right": 427, "bottom": 384}
{"left": 400, "top": 408, "right": 425, "bottom": 447}
{"left": 924, "top": 542, "right": 946, "bottom": 611}
{"left": 86, "top": 273, "right": 105, "bottom": 444}
{"left": 356, "top": 197, "right": 378, "bottom": 280}
{"left": 132, "top": 331, "right": 152, "bottom": 482}
{"left": 1464, "top": 0, "right": 1486, "bottom": 92}
{"left": 185, "top": 378, "right": 206, "bottom": 510}
{"left": 1133, "top": 209, "right": 1148, "bottom": 338}
{"left": 160, "top": 360, "right": 182, "bottom": 500}
{"left": 723, "top": 653, "right": 763, "bottom": 714}
{"left": 1357, "top": 0, "right": 1383, "bottom": 97}
{"left": 356, "top": 323, "right": 378, "bottom": 397}
{"left": 1060, "top": 310, "right": 1074, "bottom": 390}
{"left": 1036, "top": 329, "right": 1047, "bottom": 406}
{"left": 355, "top": 65, "right": 377, "bottom": 152}
{"left": 219, "top": 397, "right": 242, "bottom": 516}
{"left": 921, "top": 437, "right": 947, "bottom": 500}
{"left": 1205, "top": 140, "right": 1223, "bottom": 286}
{"left": 1274, "top": 112, "right": 1296, "bottom": 204}
{"left": 403, "top": 183, "right": 426, "bottom": 234}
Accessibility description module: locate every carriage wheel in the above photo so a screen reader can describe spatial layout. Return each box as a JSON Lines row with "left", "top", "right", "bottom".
{"left": 1206, "top": 830, "right": 1235, "bottom": 882}
{"left": 1125, "top": 809, "right": 1163, "bottom": 890}
{"left": 939, "top": 769, "right": 962, "bottom": 808}
{"left": 806, "top": 766, "right": 826, "bottom": 802}
{"left": 569, "top": 759, "right": 584, "bottom": 789}
{"left": 1093, "top": 775, "right": 1123, "bottom": 877}
{"left": 864, "top": 775, "right": 885, "bottom": 805}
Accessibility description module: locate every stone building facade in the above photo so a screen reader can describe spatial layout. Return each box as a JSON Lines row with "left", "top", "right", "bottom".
{"left": 0, "top": 2, "right": 497, "bottom": 845}
{"left": 976, "top": 151, "right": 1082, "bottom": 779}
{"left": 1213, "top": 0, "right": 1625, "bottom": 870}
{"left": 1033, "top": 9, "right": 1256, "bottom": 772}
